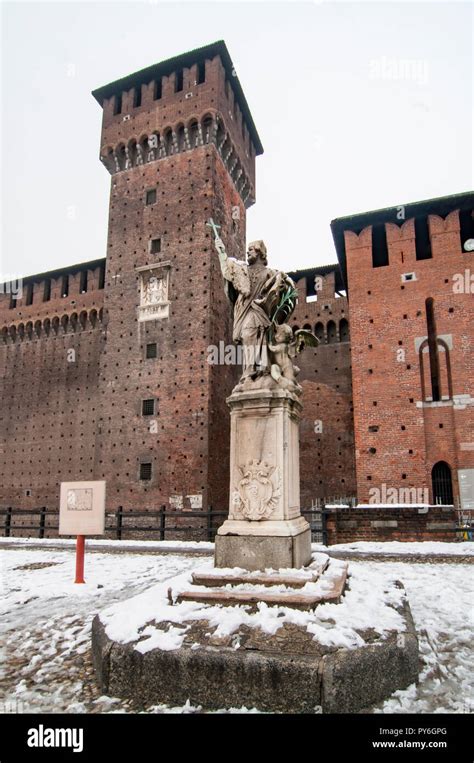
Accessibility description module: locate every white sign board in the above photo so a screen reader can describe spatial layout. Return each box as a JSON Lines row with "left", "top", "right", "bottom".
{"left": 458, "top": 469, "right": 474, "bottom": 511}
{"left": 59, "top": 481, "right": 106, "bottom": 535}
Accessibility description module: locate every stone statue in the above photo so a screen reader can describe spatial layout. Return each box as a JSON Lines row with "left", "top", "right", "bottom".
{"left": 207, "top": 219, "right": 299, "bottom": 390}
{"left": 207, "top": 219, "right": 317, "bottom": 393}
{"left": 207, "top": 219, "right": 318, "bottom": 569}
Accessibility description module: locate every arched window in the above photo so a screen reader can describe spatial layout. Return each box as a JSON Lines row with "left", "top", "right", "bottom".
{"left": 216, "top": 120, "right": 225, "bottom": 150}
{"left": 163, "top": 128, "right": 173, "bottom": 156}
{"left": 188, "top": 120, "right": 199, "bottom": 149}
{"left": 115, "top": 143, "right": 126, "bottom": 171}
{"left": 202, "top": 114, "right": 213, "bottom": 144}
{"left": 419, "top": 300, "right": 452, "bottom": 402}
{"left": 303, "top": 323, "right": 312, "bottom": 331}
{"left": 340, "top": 318, "right": 349, "bottom": 342}
{"left": 176, "top": 124, "right": 186, "bottom": 152}
{"left": 432, "top": 461, "right": 453, "bottom": 505}
{"left": 127, "top": 140, "right": 137, "bottom": 168}
{"left": 314, "top": 322, "right": 325, "bottom": 342}
{"left": 327, "top": 320, "right": 337, "bottom": 344}
{"left": 425, "top": 298, "right": 440, "bottom": 401}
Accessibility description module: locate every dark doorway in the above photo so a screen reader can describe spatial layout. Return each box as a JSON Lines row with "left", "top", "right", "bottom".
{"left": 431, "top": 461, "right": 453, "bottom": 505}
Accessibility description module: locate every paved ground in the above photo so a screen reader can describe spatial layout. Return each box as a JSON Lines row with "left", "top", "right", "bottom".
{"left": 0, "top": 542, "right": 473, "bottom": 714}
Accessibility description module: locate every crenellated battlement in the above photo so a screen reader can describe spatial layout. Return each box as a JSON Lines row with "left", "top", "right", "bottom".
{"left": 332, "top": 193, "right": 474, "bottom": 286}
{"left": 0, "top": 259, "right": 105, "bottom": 329}
{"left": 92, "top": 42, "right": 262, "bottom": 207}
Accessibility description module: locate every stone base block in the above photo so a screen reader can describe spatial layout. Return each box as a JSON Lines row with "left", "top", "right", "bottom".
{"left": 92, "top": 585, "right": 419, "bottom": 714}
{"left": 214, "top": 528, "right": 312, "bottom": 571}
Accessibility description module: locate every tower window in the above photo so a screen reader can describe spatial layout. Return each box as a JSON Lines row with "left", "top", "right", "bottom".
{"left": 98, "top": 266, "right": 105, "bottom": 290}
{"left": 113, "top": 93, "right": 122, "bottom": 115}
{"left": 43, "top": 279, "right": 51, "bottom": 302}
{"left": 150, "top": 237, "right": 161, "bottom": 254}
{"left": 153, "top": 79, "right": 162, "bottom": 100}
{"left": 133, "top": 86, "right": 142, "bottom": 108}
{"left": 25, "top": 283, "right": 34, "bottom": 306}
{"left": 62, "top": 275, "right": 69, "bottom": 297}
{"left": 142, "top": 399, "right": 155, "bottom": 416}
{"left": 175, "top": 69, "right": 183, "bottom": 92}
{"left": 460, "top": 209, "right": 474, "bottom": 251}
{"left": 372, "top": 224, "right": 389, "bottom": 267}
{"left": 197, "top": 61, "right": 206, "bottom": 84}
{"left": 146, "top": 343, "right": 157, "bottom": 359}
{"left": 146, "top": 189, "right": 157, "bottom": 206}
{"left": 425, "top": 297, "right": 440, "bottom": 401}
{"left": 80, "top": 270, "right": 88, "bottom": 293}
{"left": 140, "top": 462, "right": 152, "bottom": 481}
{"left": 415, "top": 216, "right": 432, "bottom": 260}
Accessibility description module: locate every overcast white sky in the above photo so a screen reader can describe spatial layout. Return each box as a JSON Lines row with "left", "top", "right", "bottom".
{"left": 1, "top": 1, "right": 473, "bottom": 278}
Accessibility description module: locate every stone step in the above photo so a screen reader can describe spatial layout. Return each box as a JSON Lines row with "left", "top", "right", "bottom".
{"left": 176, "top": 563, "right": 348, "bottom": 611}
{"left": 191, "top": 556, "right": 329, "bottom": 590}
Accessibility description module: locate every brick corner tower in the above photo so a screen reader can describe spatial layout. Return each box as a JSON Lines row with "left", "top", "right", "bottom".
{"left": 332, "top": 192, "right": 474, "bottom": 508}
{"left": 92, "top": 41, "right": 263, "bottom": 514}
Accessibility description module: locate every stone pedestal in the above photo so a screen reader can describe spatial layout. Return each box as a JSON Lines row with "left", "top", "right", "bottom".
{"left": 215, "top": 388, "right": 311, "bottom": 570}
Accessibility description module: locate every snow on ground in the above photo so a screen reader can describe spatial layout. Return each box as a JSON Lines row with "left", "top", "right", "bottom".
{"left": 0, "top": 543, "right": 472, "bottom": 714}
{"left": 0, "top": 537, "right": 214, "bottom": 553}
{"left": 314, "top": 540, "right": 474, "bottom": 557}
{"left": 2, "top": 537, "right": 471, "bottom": 557}
{"left": 0, "top": 546, "right": 210, "bottom": 713}
{"left": 99, "top": 557, "right": 407, "bottom": 653}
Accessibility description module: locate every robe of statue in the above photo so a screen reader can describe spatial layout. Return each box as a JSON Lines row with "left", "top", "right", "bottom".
{"left": 220, "top": 257, "right": 283, "bottom": 379}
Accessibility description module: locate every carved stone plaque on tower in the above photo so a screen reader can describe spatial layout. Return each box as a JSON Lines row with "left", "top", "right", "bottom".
{"left": 137, "top": 262, "right": 171, "bottom": 322}
{"left": 59, "top": 481, "right": 106, "bottom": 535}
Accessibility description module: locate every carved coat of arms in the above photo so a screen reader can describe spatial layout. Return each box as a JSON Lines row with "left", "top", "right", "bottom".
{"left": 234, "top": 459, "right": 281, "bottom": 520}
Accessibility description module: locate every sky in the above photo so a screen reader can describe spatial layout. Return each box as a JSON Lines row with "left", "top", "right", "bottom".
{"left": 1, "top": 0, "right": 473, "bottom": 278}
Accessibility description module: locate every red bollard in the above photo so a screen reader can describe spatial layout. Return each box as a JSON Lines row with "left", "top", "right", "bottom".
{"left": 75, "top": 534, "right": 85, "bottom": 584}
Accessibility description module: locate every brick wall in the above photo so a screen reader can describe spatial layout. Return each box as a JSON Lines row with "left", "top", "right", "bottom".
{"left": 325, "top": 505, "right": 460, "bottom": 544}
{"left": 0, "top": 267, "right": 105, "bottom": 511}
{"left": 288, "top": 269, "right": 356, "bottom": 504}
{"left": 344, "top": 209, "right": 473, "bottom": 504}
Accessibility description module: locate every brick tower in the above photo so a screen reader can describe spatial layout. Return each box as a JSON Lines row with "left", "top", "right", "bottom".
{"left": 92, "top": 41, "right": 263, "bottom": 513}
{"left": 332, "top": 193, "right": 474, "bottom": 508}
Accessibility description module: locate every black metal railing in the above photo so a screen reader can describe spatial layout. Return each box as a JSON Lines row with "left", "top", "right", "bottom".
{"left": 0, "top": 506, "right": 329, "bottom": 543}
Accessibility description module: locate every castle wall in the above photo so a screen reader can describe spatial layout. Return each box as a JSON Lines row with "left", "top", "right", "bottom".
{"left": 289, "top": 270, "right": 357, "bottom": 505}
{"left": 0, "top": 268, "right": 105, "bottom": 520}
{"left": 345, "top": 209, "right": 473, "bottom": 505}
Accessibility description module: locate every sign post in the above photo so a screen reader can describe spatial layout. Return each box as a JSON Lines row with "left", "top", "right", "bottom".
{"left": 59, "top": 481, "right": 106, "bottom": 584}
{"left": 75, "top": 535, "right": 86, "bottom": 584}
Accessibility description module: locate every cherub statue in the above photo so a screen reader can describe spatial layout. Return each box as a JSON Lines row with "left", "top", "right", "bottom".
{"left": 268, "top": 325, "right": 319, "bottom": 394}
